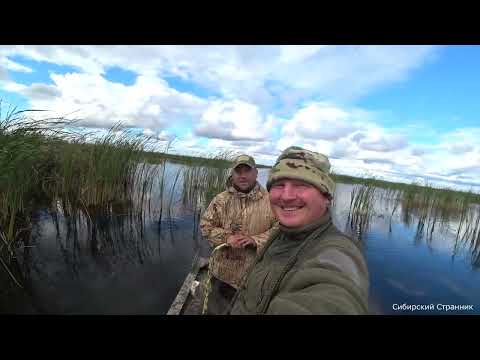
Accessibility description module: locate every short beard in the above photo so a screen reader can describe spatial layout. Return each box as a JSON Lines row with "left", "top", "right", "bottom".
{"left": 233, "top": 183, "right": 255, "bottom": 194}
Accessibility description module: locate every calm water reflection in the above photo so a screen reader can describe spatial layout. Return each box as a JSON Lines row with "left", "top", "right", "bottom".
{"left": 2, "top": 163, "right": 479, "bottom": 315}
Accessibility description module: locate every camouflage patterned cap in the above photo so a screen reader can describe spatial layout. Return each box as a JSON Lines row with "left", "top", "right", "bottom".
{"left": 266, "top": 146, "right": 335, "bottom": 196}
{"left": 231, "top": 154, "right": 256, "bottom": 169}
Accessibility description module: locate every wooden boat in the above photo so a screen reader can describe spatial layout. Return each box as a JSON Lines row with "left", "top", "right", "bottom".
{"left": 168, "top": 248, "right": 380, "bottom": 315}
{"left": 167, "top": 251, "right": 210, "bottom": 315}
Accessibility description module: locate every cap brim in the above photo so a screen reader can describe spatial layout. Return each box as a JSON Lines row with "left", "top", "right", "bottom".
{"left": 233, "top": 162, "right": 254, "bottom": 169}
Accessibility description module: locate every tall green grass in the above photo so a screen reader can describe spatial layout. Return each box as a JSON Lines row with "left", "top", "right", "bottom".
{"left": 0, "top": 108, "right": 67, "bottom": 266}
{"left": 181, "top": 151, "right": 235, "bottom": 212}
{"left": 335, "top": 173, "right": 480, "bottom": 204}
{"left": 0, "top": 105, "right": 159, "bottom": 286}
{"left": 396, "top": 183, "right": 480, "bottom": 247}
{"left": 46, "top": 125, "right": 158, "bottom": 216}
{"left": 347, "top": 181, "right": 377, "bottom": 240}
{"left": 343, "top": 173, "right": 480, "bottom": 263}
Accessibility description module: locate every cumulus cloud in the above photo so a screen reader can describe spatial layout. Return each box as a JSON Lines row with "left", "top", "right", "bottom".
{"left": 0, "top": 66, "right": 8, "bottom": 81}
{"left": 447, "top": 164, "right": 480, "bottom": 176}
{"left": 277, "top": 102, "right": 411, "bottom": 159}
{"left": 351, "top": 132, "right": 367, "bottom": 143}
{"left": 329, "top": 138, "right": 357, "bottom": 159}
{"left": 272, "top": 101, "right": 432, "bottom": 183}
{"left": 269, "top": 45, "right": 439, "bottom": 102}
{"left": 281, "top": 102, "right": 364, "bottom": 142}
{"left": 357, "top": 133, "right": 408, "bottom": 152}
{"left": 417, "top": 128, "right": 480, "bottom": 180}
{"left": 411, "top": 147, "right": 427, "bottom": 156}
{"left": 270, "top": 102, "right": 480, "bottom": 191}
{"left": 156, "top": 130, "right": 174, "bottom": 141}
{"left": 0, "top": 45, "right": 438, "bottom": 106}
{"left": 143, "top": 128, "right": 155, "bottom": 137}
{"left": 439, "top": 128, "right": 480, "bottom": 150}
{"left": 20, "top": 72, "right": 208, "bottom": 131}
{"left": 278, "top": 45, "right": 328, "bottom": 64}
{"left": 363, "top": 158, "right": 396, "bottom": 165}
{"left": 194, "top": 100, "right": 274, "bottom": 141}
{"left": 0, "top": 56, "right": 33, "bottom": 73}
{"left": 21, "top": 83, "right": 62, "bottom": 100}
{"left": 449, "top": 143, "right": 474, "bottom": 154}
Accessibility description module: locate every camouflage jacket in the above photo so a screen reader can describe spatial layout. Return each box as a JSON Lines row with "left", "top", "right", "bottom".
{"left": 200, "top": 180, "right": 278, "bottom": 289}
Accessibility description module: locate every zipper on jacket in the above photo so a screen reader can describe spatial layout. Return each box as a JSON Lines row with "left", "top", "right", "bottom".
{"left": 257, "top": 269, "right": 271, "bottom": 307}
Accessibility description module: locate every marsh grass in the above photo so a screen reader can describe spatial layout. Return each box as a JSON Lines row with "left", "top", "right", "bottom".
{"left": 343, "top": 173, "right": 480, "bottom": 261}
{"left": 452, "top": 202, "right": 480, "bottom": 263}
{"left": 347, "top": 181, "right": 377, "bottom": 240}
{"left": 181, "top": 151, "right": 236, "bottom": 212}
{"left": 396, "top": 184, "right": 480, "bottom": 249}
{"left": 0, "top": 106, "right": 76, "bottom": 286}
{"left": 0, "top": 105, "right": 159, "bottom": 286}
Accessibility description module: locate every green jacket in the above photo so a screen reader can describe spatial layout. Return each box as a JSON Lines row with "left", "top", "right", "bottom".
{"left": 229, "top": 213, "right": 369, "bottom": 315}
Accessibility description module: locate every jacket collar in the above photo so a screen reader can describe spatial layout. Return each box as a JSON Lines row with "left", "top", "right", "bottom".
{"left": 279, "top": 212, "right": 332, "bottom": 241}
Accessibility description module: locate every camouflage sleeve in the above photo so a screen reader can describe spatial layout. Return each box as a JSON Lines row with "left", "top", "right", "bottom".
{"left": 200, "top": 195, "right": 230, "bottom": 247}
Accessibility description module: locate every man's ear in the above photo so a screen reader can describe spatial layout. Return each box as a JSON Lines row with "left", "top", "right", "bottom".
{"left": 324, "top": 193, "right": 332, "bottom": 205}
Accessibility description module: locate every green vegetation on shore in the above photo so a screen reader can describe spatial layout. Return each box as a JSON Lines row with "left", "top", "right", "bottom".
{"left": 142, "top": 150, "right": 271, "bottom": 169}
{"left": 332, "top": 173, "right": 480, "bottom": 204}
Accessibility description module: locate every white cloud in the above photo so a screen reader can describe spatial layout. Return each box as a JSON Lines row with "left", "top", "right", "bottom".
{"left": 440, "top": 128, "right": 480, "bottom": 146}
{"left": 278, "top": 45, "right": 328, "bottom": 64}
{"left": 0, "top": 45, "right": 438, "bottom": 106}
{"left": 0, "top": 67, "right": 8, "bottom": 81}
{"left": 195, "top": 100, "right": 274, "bottom": 141}
{"left": 278, "top": 102, "right": 381, "bottom": 155}
{"left": 447, "top": 164, "right": 480, "bottom": 177}
{"left": 3, "top": 81, "right": 26, "bottom": 93}
{"left": 269, "top": 45, "right": 439, "bottom": 102}
{"left": 357, "top": 132, "right": 408, "bottom": 152}
{"left": 283, "top": 102, "right": 361, "bottom": 141}
{"left": 195, "top": 138, "right": 279, "bottom": 166}
{"left": 411, "top": 147, "right": 427, "bottom": 156}
{"left": 21, "top": 83, "right": 62, "bottom": 100}
{"left": 166, "top": 132, "right": 211, "bottom": 156}
{"left": 417, "top": 128, "right": 480, "bottom": 180}
{"left": 449, "top": 144, "right": 474, "bottom": 154}
{"left": 272, "top": 102, "right": 439, "bottom": 184}
{"left": 143, "top": 128, "right": 155, "bottom": 137}
{"left": 18, "top": 72, "right": 208, "bottom": 131}
{"left": 0, "top": 57, "right": 33, "bottom": 73}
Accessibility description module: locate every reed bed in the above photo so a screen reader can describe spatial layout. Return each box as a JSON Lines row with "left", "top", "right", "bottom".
{"left": 0, "top": 105, "right": 158, "bottom": 286}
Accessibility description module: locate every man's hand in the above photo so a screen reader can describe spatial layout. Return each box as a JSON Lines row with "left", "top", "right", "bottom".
{"left": 227, "top": 234, "right": 247, "bottom": 248}
{"left": 226, "top": 234, "right": 257, "bottom": 248}
{"left": 238, "top": 235, "right": 256, "bottom": 248}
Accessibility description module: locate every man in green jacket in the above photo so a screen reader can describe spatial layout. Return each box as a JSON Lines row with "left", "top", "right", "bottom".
{"left": 229, "top": 146, "right": 369, "bottom": 315}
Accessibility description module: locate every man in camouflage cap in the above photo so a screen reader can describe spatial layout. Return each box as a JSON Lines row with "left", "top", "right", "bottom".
{"left": 230, "top": 146, "right": 369, "bottom": 315}
{"left": 200, "top": 154, "right": 277, "bottom": 314}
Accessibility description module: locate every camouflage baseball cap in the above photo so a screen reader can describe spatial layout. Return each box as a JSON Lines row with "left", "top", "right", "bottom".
{"left": 231, "top": 154, "right": 256, "bottom": 169}
{"left": 266, "top": 146, "right": 335, "bottom": 196}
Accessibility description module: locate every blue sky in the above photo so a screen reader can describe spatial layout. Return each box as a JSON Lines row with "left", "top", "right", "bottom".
{"left": 1, "top": 45, "right": 479, "bottom": 191}
{"left": 361, "top": 46, "right": 480, "bottom": 135}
